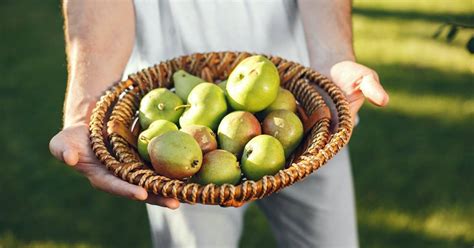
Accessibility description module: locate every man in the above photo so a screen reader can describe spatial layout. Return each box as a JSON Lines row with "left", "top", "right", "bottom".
{"left": 50, "top": 0, "right": 389, "bottom": 247}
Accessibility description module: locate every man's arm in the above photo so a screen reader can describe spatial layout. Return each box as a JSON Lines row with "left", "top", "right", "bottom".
{"left": 298, "top": 0, "right": 355, "bottom": 72}
{"left": 298, "top": 0, "right": 389, "bottom": 121}
{"left": 63, "top": 0, "right": 134, "bottom": 127}
{"left": 50, "top": 0, "right": 179, "bottom": 208}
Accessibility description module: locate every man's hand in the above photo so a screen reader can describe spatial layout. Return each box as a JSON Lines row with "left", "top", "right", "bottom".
{"left": 328, "top": 61, "right": 389, "bottom": 122}
{"left": 49, "top": 123, "right": 180, "bottom": 209}
{"left": 52, "top": 1, "right": 179, "bottom": 209}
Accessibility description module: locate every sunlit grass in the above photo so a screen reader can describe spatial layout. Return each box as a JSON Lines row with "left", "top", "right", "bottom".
{"left": 0, "top": 231, "right": 99, "bottom": 248}
{"left": 368, "top": 90, "right": 474, "bottom": 122}
{"left": 354, "top": 17, "right": 474, "bottom": 74}
{"left": 354, "top": 0, "right": 473, "bottom": 15}
{"left": 359, "top": 208, "right": 474, "bottom": 242}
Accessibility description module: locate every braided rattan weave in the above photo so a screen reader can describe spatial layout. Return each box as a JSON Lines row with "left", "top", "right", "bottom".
{"left": 89, "top": 52, "right": 352, "bottom": 207}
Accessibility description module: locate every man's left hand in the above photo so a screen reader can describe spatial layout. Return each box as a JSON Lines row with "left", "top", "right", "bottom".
{"left": 324, "top": 61, "right": 390, "bottom": 123}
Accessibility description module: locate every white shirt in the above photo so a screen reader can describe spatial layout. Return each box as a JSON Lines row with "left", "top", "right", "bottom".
{"left": 124, "top": 0, "right": 310, "bottom": 75}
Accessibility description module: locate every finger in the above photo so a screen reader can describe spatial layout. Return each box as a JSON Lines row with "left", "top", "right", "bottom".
{"left": 63, "top": 149, "right": 79, "bottom": 166}
{"left": 358, "top": 74, "right": 389, "bottom": 107}
{"left": 89, "top": 172, "right": 148, "bottom": 201}
{"left": 348, "top": 97, "right": 364, "bottom": 125}
{"left": 49, "top": 134, "right": 79, "bottom": 166}
{"left": 146, "top": 194, "right": 180, "bottom": 209}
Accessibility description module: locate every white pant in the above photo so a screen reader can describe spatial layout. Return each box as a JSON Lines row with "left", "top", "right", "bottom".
{"left": 146, "top": 148, "right": 359, "bottom": 248}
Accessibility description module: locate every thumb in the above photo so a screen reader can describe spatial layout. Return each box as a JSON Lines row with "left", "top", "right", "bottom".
{"left": 358, "top": 74, "right": 389, "bottom": 107}
{"left": 49, "top": 132, "right": 80, "bottom": 166}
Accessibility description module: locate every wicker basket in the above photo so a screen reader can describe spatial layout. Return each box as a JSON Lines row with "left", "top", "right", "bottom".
{"left": 89, "top": 51, "right": 352, "bottom": 207}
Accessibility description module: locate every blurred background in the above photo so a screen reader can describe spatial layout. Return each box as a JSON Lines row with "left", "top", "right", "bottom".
{"left": 1, "top": 0, "right": 472, "bottom": 247}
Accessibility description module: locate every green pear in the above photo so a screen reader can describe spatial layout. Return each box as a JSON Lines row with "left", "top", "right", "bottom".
{"left": 139, "top": 88, "right": 184, "bottom": 129}
{"left": 226, "top": 55, "right": 280, "bottom": 112}
{"left": 173, "top": 70, "right": 205, "bottom": 102}
{"left": 180, "top": 125, "right": 217, "bottom": 154}
{"left": 262, "top": 110, "right": 303, "bottom": 158}
{"left": 138, "top": 120, "right": 178, "bottom": 161}
{"left": 241, "top": 135, "right": 285, "bottom": 181}
{"left": 179, "top": 83, "right": 227, "bottom": 131}
{"left": 148, "top": 131, "right": 202, "bottom": 180}
{"left": 261, "top": 88, "right": 297, "bottom": 116}
{"left": 217, "top": 111, "right": 261, "bottom": 157}
{"left": 192, "top": 149, "right": 241, "bottom": 186}
{"left": 217, "top": 80, "right": 227, "bottom": 91}
{"left": 217, "top": 79, "right": 233, "bottom": 112}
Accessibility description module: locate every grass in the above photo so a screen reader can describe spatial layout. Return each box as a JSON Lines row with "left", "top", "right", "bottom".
{"left": 0, "top": 0, "right": 472, "bottom": 247}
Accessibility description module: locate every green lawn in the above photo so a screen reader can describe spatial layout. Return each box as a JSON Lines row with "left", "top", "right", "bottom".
{"left": 1, "top": 1, "right": 472, "bottom": 247}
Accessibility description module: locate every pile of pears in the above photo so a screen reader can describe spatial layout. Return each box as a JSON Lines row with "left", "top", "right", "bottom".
{"left": 137, "top": 55, "right": 304, "bottom": 185}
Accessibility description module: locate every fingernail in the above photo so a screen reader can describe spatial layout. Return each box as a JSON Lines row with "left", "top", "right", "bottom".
{"left": 378, "top": 92, "right": 389, "bottom": 106}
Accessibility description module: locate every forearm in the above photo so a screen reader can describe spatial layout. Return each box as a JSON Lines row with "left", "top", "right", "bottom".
{"left": 298, "top": 0, "right": 355, "bottom": 74}
{"left": 62, "top": 0, "right": 134, "bottom": 127}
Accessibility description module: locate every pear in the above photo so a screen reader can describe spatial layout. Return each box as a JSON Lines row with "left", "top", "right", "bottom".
{"left": 139, "top": 88, "right": 183, "bottom": 129}
{"left": 180, "top": 125, "right": 218, "bottom": 154}
{"left": 217, "top": 79, "right": 233, "bottom": 113}
{"left": 241, "top": 135, "right": 285, "bottom": 181}
{"left": 226, "top": 55, "right": 280, "bottom": 112}
{"left": 173, "top": 70, "right": 205, "bottom": 102}
{"left": 261, "top": 88, "right": 297, "bottom": 116}
{"left": 217, "top": 111, "right": 261, "bottom": 157}
{"left": 217, "top": 80, "right": 227, "bottom": 91}
{"left": 192, "top": 150, "right": 241, "bottom": 186}
{"left": 262, "top": 110, "right": 303, "bottom": 158}
{"left": 137, "top": 120, "right": 178, "bottom": 161}
{"left": 179, "top": 83, "right": 227, "bottom": 131}
{"left": 148, "top": 131, "right": 202, "bottom": 180}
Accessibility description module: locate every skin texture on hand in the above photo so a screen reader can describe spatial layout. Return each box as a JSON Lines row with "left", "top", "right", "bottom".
{"left": 49, "top": 123, "right": 180, "bottom": 209}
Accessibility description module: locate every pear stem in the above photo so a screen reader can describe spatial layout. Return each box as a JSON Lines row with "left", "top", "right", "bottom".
{"left": 174, "top": 104, "right": 191, "bottom": 111}
{"left": 139, "top": 136, "right": 150, "bottom": 143}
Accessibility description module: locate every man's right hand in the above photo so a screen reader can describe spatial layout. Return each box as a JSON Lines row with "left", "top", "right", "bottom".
{"left": 49, "top": 123, "right": 180, "bottom": 209}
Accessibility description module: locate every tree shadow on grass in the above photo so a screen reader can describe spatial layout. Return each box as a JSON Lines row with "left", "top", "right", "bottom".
{"left": 350, "top": 104, "right": 474, "bottom": 246}
{"left": 0, "top": 165, "right": 151, "bottom": 248}
{"left": 368, "top": 64, "right": 473, "bottom": 100}
{"left": 353, "top": 7, "right": 473, "bottom": 24}
{"left": 358, "top": 220, "right": 469, "bottom": 248}
{"left": 351, "top": 106, "right": 473, "bottom": 210}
